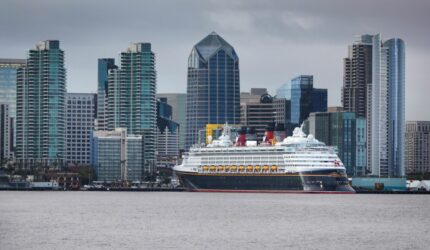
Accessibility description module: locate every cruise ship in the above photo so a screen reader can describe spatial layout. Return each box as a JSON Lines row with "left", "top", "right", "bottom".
{"left": 174, "top": 125, "right": 355, "bottom": 193}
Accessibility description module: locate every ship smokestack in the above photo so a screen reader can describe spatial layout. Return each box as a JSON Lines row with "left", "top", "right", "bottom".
{"left": 236, "top": 126, "right": 247, "bottom": 146}
{"left": 264, "top": 122, "right": 275, "bottom": 144}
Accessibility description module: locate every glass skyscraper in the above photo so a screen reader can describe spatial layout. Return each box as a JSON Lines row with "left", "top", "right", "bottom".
{"left": 96, "top": 58, "right": 117, "bottom": 131}
{"left": 185, "top": 32, "right": 240, "bottom": 150}
{"left": 0, "top": 58, "right": 26, "bottom": 119}
{"left": 290, "top": 75, "right": 327, "bottom": 126}
{"left": 156, "top": 93, "right": 186, "bottom": 151}
{"left": 0, "top": 58, "right": 26, "bottom": 157}
{"left": 368, "top": 35, "right": 405, "bottom": 177}
{"left": 16, "top": 40, "right": 66, "bottom": 169}
{"left": 107, "top": 43, "right": 157, "bottom": 176}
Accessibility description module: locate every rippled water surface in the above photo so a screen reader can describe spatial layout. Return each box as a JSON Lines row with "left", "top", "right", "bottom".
{"left": 1, "top": 192, "right": 429, "bottom": 249}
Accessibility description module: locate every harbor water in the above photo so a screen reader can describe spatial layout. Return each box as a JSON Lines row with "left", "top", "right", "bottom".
{"left": 1, "top": 192, "right": 429, "bottom": 249}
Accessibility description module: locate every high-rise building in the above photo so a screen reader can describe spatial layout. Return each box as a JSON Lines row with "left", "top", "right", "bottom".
{"left": 368, "top": 35, "right": 405, "bottom": 177}
{"left": 92, "top": 128, "right": 143, "bottom": 181}
{"left": 0, "top": 59, "right": 26, "bottom": 119}
{"left": 96, "top": 58, "right": 117, "bottom": 131}
{"left": 405, "top": 121, "right": 430, "bottom": 174}
{"left": 342, "top": 35, "right": 373, "bottom": 118}
{"left": 240, "top": 93, "right": 275, "bottom": 140}
{"left": 16, "top": 40, "right": 66, "bottom": 169}
{"left": 290, "top": 75, "right": 327, "bottom": 127}
{"left": 0, "top": 58, "right": 26, "bottom": 157}
{"left": 185, "top": 32, "right": 240, "bottom": 150}
{"left": 304, "top": 111, "right": 366, "bottom": 176}
{"left": 156, "top": 98, "right": 180, "bottom": 167}
{"left": 156, "top": 93, "right": 186, "bottom": 151}
{"left": 107, "top": 43, "right": 157, "bottom": 175}
{"left": 65, "top": 93, "right": 96, "bottom": 166}
{"left": 0, "top": 104, "right": 11, "bottom": 164}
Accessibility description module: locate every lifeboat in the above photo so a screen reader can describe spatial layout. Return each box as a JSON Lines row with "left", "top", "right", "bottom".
{"left": 271, "top": 165, "right": 278, "bottom": 172}
{"left": 225, "top": 166, "right": 231, "bottom": 172}
{"left": 263, "top": 165, "right": 269, "bottom": 172}
{"left": 239, "top": 165, "right": 245, "bottom": 172}
{"left": 254, "top": 166, "right": 261, "bottom": 172}
{"left": 202, "top": 166, "right": 209, "bottom": 171}
{"left": 246, "top": 166, "right": 253, "bottom": 172}
{"left": 231, "top": 166, "right": 238, "bottom": 171}
{"left": 210, "top": 166, "right": 216, "bottom": 172}
{"left": 217, "top": 166, "right": 224, "bottom": 171}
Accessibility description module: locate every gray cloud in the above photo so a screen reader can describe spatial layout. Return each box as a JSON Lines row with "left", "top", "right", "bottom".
{"left": 0, "top": 0, "right": 429, "bottom": 120}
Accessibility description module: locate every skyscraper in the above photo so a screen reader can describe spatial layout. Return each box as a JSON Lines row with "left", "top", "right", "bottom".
{"left": 185, "top": 32, "right": 240, "bottom": 150}
{"left": 107, "top": 43, "right": 157, "bottom": 175}
{"left": 156, "top": 93, "right": 186, "bottom": 151}
{"left": 368, "top": 35, "right": 405, "bottom": 177}
{"left": 290, "top": 75, "right": 327, "bottom": 126}
{"left": 65, "top": 93, "right": 96, "bottom": 166}
{"left": 342, "top": 35, "right": 373, "bottom": 118}
{"left": 16, "top": 40, "right": 66, "bottom": 169}
{"left": 0, "top": 58, "right": 26, "bottom": 157}
{"left": 0, "top": 58, "right": 26, "bottom": 119}
{"left": 96, "top": 58, "right": 117, "bottom": 131}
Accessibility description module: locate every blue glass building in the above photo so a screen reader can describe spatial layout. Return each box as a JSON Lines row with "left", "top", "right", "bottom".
{"left": 290, "top": 75, "right": 327, "bottom": 127}
{"left": 185, "top": 32, "right": 240, "bottom": 149}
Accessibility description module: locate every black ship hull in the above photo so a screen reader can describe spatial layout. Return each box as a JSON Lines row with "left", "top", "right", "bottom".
{"left": 176, "top": 169, "right": 355, "bottom": 193}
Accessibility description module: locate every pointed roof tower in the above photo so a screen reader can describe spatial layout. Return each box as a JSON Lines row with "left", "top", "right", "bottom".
{"left": 193, "top": 32, "right": 238, "bottom": 62}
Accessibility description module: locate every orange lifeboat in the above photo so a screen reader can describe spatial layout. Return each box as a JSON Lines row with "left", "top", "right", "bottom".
{"left": 263, "top": 166, "right": 270, "bottom": 172}
{"left": 231, "top": 166, "right": 238, "bottom": 171}
{"left": 202, "top": 166, "right": 209, "bottom": 171}
{"left": 217, "top": 166, "right": 224, "bottom": 171}
{"left": 254, "top": 166, "right": 261, "bottom": 172}
{"left": 225, "top": 166, "right": 231, "bottom": 172}
{"left": 246, "top": 165, "right": 253, "bottom": 172}
{"left": 271, "top": 165, "right": 278, "bottom": 172}
{"left": 210, "top": 166, "right": 216, "bottom": 172}
{"left": 239, "top": 165, "right": 245, "bottom": 172}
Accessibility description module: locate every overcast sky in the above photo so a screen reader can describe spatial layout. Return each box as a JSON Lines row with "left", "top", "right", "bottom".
{"left": 1, "top": 0, "right": 429, "bottom": 120}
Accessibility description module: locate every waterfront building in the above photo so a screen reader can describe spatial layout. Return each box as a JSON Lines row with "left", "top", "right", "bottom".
{"left": 157, "top": 98, "right": 179, "bottom": 167}
{"left": 304, "top": 111, "right": 366, "bottom": 176}
{"left": 342, "top": 35, "right": 373, "bottom": 118}
{"left": 290, "top": 75, "right": 327, "bottom": 127}
{"left": 0, "top": 104, "right": 11, "bottom": 164}
{"left": 65, "top": 93, "right": 96, "bottom": 166}
{"left": 0, "top": 58, "right": 26, "bottom": 157}
{"left": 107, "top": 43, "right": 157, "bottom": 175}
{"left": 367, "top": 35, "right": 405, "bottom": 177}
{"left": 405, "top": 121, "right": 430, "bottom": 174}
{"left": 156, "top": 93, "right": 186, "bottom": 151}
{"left": 96, "top": 58, "right": 117, "bottom": 131}
{"left": 16, "top": 40, "right": 66, "bottom": 169}
{"left": 92, "top": 128, "right": 143, "bottom": 182}
{"left": 185, "top": 32, "right": 240, "bottom": 150}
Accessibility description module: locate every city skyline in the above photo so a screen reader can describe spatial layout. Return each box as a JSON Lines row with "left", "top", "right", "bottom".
{"left": 0, "top": 0, "right": 429, "bottom": 121}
